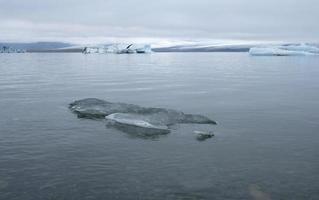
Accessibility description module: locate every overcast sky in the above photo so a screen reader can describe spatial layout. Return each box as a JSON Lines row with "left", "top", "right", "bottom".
{"left": 0, "top": 0, "right": 318, "bottom": 44}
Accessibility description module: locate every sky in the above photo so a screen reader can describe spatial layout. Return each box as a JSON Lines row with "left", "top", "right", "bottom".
{"left": 0, "top": 0, "right": 318, "bottom": 44}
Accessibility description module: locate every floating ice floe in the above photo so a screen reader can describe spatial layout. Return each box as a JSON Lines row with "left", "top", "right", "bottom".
{"left": 194, "top": 130, "right": 214, "bottom": 141}
{"left": 249, "top": 43, "right": 319, "bottom": 56}
{"left": 69, "top": 98, "right": 216, "bottom": 136}
{"left": 82, "top": 44, "right": 152, "bottom": 54}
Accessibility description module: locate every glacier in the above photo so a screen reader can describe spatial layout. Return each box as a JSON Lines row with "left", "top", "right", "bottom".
{"left": 249, "top": 43, "right": 319, "bottom": 56}
{"left": 82, "top": 44, "right": 152, "bottom": 54}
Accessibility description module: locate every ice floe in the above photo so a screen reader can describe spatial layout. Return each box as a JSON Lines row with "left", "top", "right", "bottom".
{"left": 69, "top": 98, "right": 216, "bottom": 136}
{"left": 194, "top": 130, "right": 214, "bottom": 141}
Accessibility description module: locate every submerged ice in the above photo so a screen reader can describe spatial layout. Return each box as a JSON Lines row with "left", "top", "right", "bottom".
{"left": 69, "top": 98, "right": 216, "bottom": 135}
{"left": 249, "top": 43, "right": 319, "bottom": 56}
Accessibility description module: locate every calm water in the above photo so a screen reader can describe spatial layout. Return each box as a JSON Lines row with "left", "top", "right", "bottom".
{"left": 0, "top": 53, "right": 319, "bottom": 200}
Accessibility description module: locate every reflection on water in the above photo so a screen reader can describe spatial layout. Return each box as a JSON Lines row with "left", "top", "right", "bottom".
{"left": 0, "top": 53, "right": 319, "bottom": 199}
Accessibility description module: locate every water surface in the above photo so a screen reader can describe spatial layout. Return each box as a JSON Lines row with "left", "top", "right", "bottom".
{"left": 0, "top": 53, "right": 319, "bottom": 199}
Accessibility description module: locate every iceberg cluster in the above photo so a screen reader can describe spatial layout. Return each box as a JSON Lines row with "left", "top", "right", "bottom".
{"left": 249, "top": 43, "right": 319, "bottom": 56}
{"left": 82, "top": 44, "right": 152, "bottom": 54}
{"left": 0, "top": 46, "right": 25, "bottom": 53}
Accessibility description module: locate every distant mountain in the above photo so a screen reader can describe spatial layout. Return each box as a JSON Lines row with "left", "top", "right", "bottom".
{"left": 0, "top": 42, "right": 73, "bottom": 52}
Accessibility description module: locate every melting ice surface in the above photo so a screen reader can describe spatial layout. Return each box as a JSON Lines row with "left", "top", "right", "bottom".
{"left": 83, "top": 43, "right": 152, "bottom": 54}
{"left": 106, "top": 113, "right": 171, "bottom": 135}
{"left": 249, "top": 43, "right": 319, "bottom": 56}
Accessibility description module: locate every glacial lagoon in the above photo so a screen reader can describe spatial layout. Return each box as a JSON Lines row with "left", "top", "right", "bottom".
{"left": 0, "top": 53, "right": 319, "bottom": 199}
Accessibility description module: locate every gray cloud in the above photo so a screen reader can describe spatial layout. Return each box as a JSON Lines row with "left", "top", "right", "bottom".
{"left": 0, "top": 0, "right": 318, "bottom": 43}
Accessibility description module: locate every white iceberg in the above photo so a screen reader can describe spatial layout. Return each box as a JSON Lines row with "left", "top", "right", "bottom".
{"left": 249, "top": 43, "right": 319, "bottom": 56}
{"left": 83, "top": 43, "right": 152, "bottom": 54}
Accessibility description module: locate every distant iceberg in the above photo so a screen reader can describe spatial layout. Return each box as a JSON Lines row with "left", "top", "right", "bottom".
{"left": 0, "top": 46, "right": 26, "bottom": 53}
{"left": 249, "top": 43, "right": 319, "bottom": 56}
{"left": 83, "top": 44, "right": 152, "bottom": 54}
